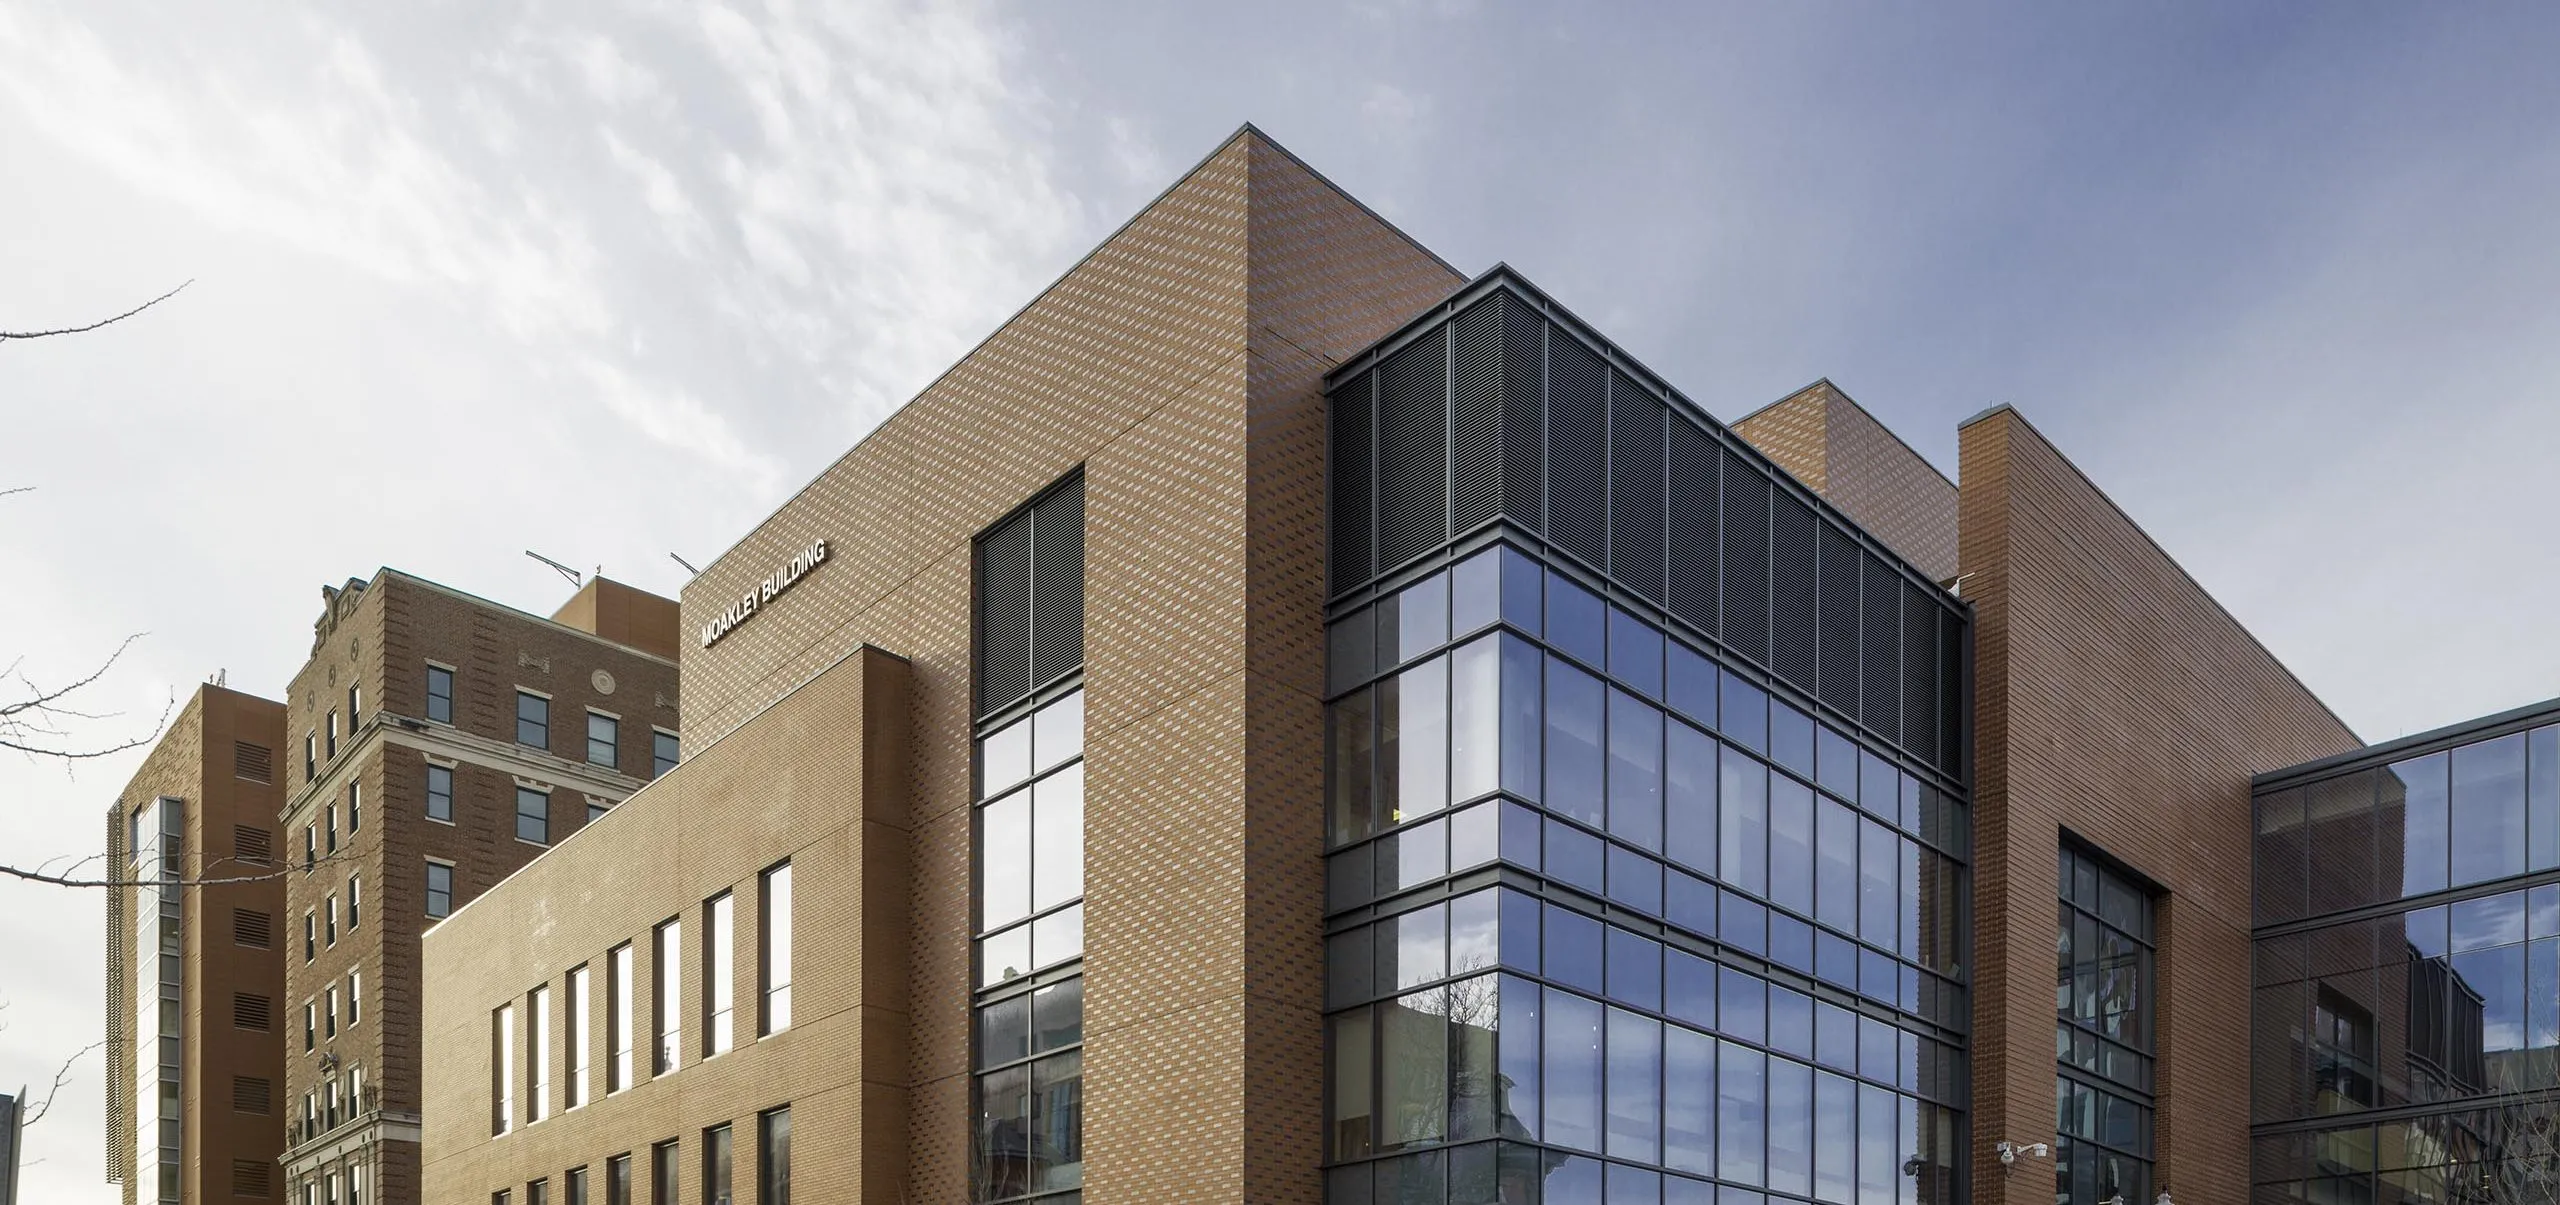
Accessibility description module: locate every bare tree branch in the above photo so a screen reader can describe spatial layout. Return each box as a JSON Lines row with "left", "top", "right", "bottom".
{"left": 0, "top": 632, "right": 175, "bottom": 762}
{"left": 0, "top": 837, "right": 375, "bottom": 889}
{"left": 0, "top": 280, "right": 191, "bottom": 342}
{"left": 0, "top": 486, "right": 31, "bottom": 500}
{"left": 17, "top": 1038, "right": 103, "bottom": 1127}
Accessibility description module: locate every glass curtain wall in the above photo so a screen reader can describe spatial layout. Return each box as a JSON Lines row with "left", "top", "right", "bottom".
{"left": 1322, "top": 544, "right": 1969, "bottom": 1205}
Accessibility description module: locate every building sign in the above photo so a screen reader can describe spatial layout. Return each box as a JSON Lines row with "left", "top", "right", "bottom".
{"left": 700, "top": 538, "right": 829, "bottom": 648}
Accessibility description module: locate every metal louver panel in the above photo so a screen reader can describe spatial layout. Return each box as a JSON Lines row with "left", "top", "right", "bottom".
{"left": 1667, "top": 420, "right": 1719, "bottom": 635}
{"left": 1861, "top": 553, "right": 1901, "bottom": 742}
{"left": 104, "top": 806, "right": 128, "bottom": 1183}
{"left": 1030, "top": 476, "right": 1085, "bottom": 690}
{"left": 1815, "top": 522, "right": 1862, "bottom": 718}
{"left": 1330, "top": 370, "right": 1374, "bottom": 594}
{"left": 975, "top": 511, "right": 1032, "bottom": 715}
{"left": 1770, "top": 490, "right": 1819, "bottom": 692}
{"left": 1609, "top": 375, "right": 1666, "bottom": 603}
{"left": 1451, "top": 298, "right": 1505, "bottom": 534}
{"left": 1376, "top": 326, "right": 1450, "bottom": 572}
{"left": 1719, "top": 448, "right": 1770, "bottom": 665}
{"left": 1547, "top": 335, "right": 1609, "bottom": 571}
{"left": 1502, "top": 297, "right": 1545, "bottom": 534}
{"left": 1901, "top": 580, "right": 1941, "bottom": 766}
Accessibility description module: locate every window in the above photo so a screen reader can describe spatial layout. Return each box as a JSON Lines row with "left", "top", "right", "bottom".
{"left": 349, "top": 781, "right": 362, "bottom": 833}
{"left": 528, "top": 1180, "right": 548, "bottom": 1205}
{"left": 305, "top": 824, "right": 317, "bottom": 871}
{"left": 427, "top": 665, "right": 454, "bottom": 725}
{"left": 326, "top": 896, "right": 338, "bottom": 946}
{"left": 305, "top": 911, "right": 317, "bottom": 962}
{"left": 588, "top": 712, "right": 618, "bottom": 768}
{"left": 529, "top": 984, "right": 552, "bottom": 1123}
{"left": 702, "top": 1124, "right": 732, "bottom": 1205}
{"left": 427, "top": 861, "right": 455, "bottom": 918}
{"left": 517, "top": 786, "right": 551, "bottom": 845}
{"left": 493, "top": 1003, "right": 516, "bottom": 1135}
{"left": 758, "top": 1106, "right": 790, "bottom": 1205}
{"left": 566, "top": 966, "right": 591, "bottom": 1109}
{"left": 608, "top": 943, "right": 634, "bottom": 1092}
{"left": 348, "top": 875, "right": 362, "bottom": 930}
{"left": 653, "top": 731, "right": 679, "bottom": 779}
{"left": 2056, "top": 844, "right": 2154, "bottom": 1205}
{"left": 349, "top": 683, "right": 362, "bottom": 729}
{"left": 304, "top": 1000, "right": 316, "bottom": 1052}
{"left": 349, "top": 971, "right": 362, "bottom": 1026}
{"left": 306, "top": 732, "right": 317, "bottom": 781}
{"left": 427, "top": 763, "right": 454, "bottom": 823}
{"left": 589, "top": 798, "right": 610, "bottom": 824}
{"left": 327, "top": 710, "right": 339, "bottom": 759}
{"left": 761, "top": 863, "right": 792, "bottom": 1036}
{"left": 705, "top": 892, "right": 735, "bottom": 1056}
{"left": 651, "top": 1141, "right": 678, "bottom": 1205}
{"left": 972, "top": 691, "right": 1087, "bottom": 1204}
{"left": 606, "top": 1154, "right": 631, "bottom": 1205}
{"left": 517, "top": 691, "right": 550, "bottom": 749}
{"left": 654, "top": 919, "right": 683, "bottom": 1074}
{"left": 567, "top": 1168, "right": 588, "bottom": 1205}
{"left": 325, "top": 986, "right": 338, "bottom": 1038}
{"left": 327, "top": 802, "right": 339, "bottom": 854}
{"left": 495, "top": 1193, "right": 511, "bottom": 1205}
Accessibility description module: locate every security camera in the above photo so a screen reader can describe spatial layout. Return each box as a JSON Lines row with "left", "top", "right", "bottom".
{"left": 1994, "top": 1141, "right": 2052, "bottom": 1169}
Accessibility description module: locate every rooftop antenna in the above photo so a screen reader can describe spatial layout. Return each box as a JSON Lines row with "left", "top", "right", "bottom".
{"left": 524, "top": 550, "right": 584, "bottom": 588}
{"left": 669, "top": 552, "right": 700, "bottom": 576}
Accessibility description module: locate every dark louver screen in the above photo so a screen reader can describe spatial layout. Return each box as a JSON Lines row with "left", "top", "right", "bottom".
{"left": 1719, "top": 447, "right": 1770, "bottom": 666}
{"left": 1815, "top": 523, "right": 1862, "bottom": 717}
{"left": 1609, "top": 377, "right": 1666, "bottom": 603}
{"left": 1547, "top": 336, "right": 1608, "bottom": 572}
{"left": 1331, "top": 370, "right": 1373, "bottom": 589}
{"left": 1452, "top": 298, "right": 1506, "bottom": 535}
{"left": 975, "top": 471, "right": 1082, "bottom": 718}
{"left": 1667, "top": 420, "right": 1719, "bottom": 636}
{"left": 1770, "top": 491, "right": 1818, "bottom": 690}
{"left": 1377, "top": 327, "right": 1450, "bottom": 572}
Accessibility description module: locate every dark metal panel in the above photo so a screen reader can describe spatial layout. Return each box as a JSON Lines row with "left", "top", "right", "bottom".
{"left": 1376, "top": 326, "right": 1451, "bottom": 572}
{"left": 1719, "top": 446, "right": 1770, "bottom": 666}
{"left": 1770, "top": 489, "right": 1819, "bottom": 693}
{"left": 1816, "top": 521, "right": 1862, "bottom": 719}
{"left": 1667, "top": 418, "right": 1719, "bottom": 636}
{"left": 976, "top": 510, "right": 1032, "bottom": 715}
{"left": 1546, "top": 332, "right": 1609, "bottom": 572}
{"left": 1861, "top": 550, "right": 1901, "bottom": 743}
{"left": 1609, "top": 372, "right": 1667, "bottom": 604}
{"left": 1502, "top": 294, "right": 1546, "bottom": 535}
{"left": 1450, "top": 297, "right": 1505, "bottom": 534}
{"left": 1030, "top": 475, "right": 1086, "bottom": 690}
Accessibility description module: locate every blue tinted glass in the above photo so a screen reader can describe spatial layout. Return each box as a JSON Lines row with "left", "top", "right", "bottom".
{"left": 1543, "top": 1151, "right": 1603, "bottom": 1203}
{"left": 1545, "top": 905, "right": 1605, "bottom": 994}
{"left": 1667, "top": 642, "right": 1717, "bottom": 729}
{"left": 1609, "top": 609, "right": 1664, "bottom": 699}
{"left": 1667, "top": 870, "right": 1717, "bottom": 938}
{"left": 1719, "top": 971, "right": 1766, "bottom": 1043}
{"left": 1770, "top": 914, "right": 1814, "bottom": 974}
{"left": 1450, "top": 801, "right": 1498, "bottom": 872}
{"left": 1815, "top": 1002, "right": 1857, "bottom": 1071}
{"left": 2534, "top": 726, "right": 2560, "bottom": 874}
{"left": 1859, "top": 949, "right": 1897, "bottom": 1005}
{"left": 1546, "top": 658, "right": 1606, "bottom": 827}
{"left": 1859, "top": 818, "right": 1897, "bottom": 947}
{"left": 1665, "top": 1030, "right": 1717, "bottom": 1178}
{"left": 1720, "top": 747, "right": 1769, "bottom": 897}
{"left": 1502, "top": 635, "right": 1544, "bottom": 800}
{"left": 2452, "top": 734, "right": 2531, "bottom": 888}
{"left": 2535, "top": 885, "right": 2560, "bottom": 940}
{"left": 1719, "top": 672, "right": 1768, "bottom": 753}
{"left": 1609, "top": 845, "right": 1664, "bottom": 916}
{"left": 1859, "top": 1016, "right": 1898, "bottom": 1082}
{"left": 1816, "top": 931, "right": 1859, "bottom": 990}
{"left": 1548, "top": 819, "right": 1605, "bottom": 896}
{"left": 1501, "top": 888, "right": 1543, "bottom": 973}
{"left": 1718, "top": 1043, "right": 1766, "bottom": 1186}
{"left": 1500, "top": 980, "right": 1543, "bottom": 1140}
{"left": 1606, "top": 927, "right": 1663, "bottom": 1010}
{"left": 1723, "top": 892, "right": 1767, "bottom": 956}
{"left": 1382, "top": 902, "right": 1446, "bottom": 991}
{"left": 1665, "top": 1175, "right": 1715, "bottom": 1205}
{"left": 1816, "top": 726, "right": 1858, "bottom": 800}
{"left": 1606, "top": 1009, "right": 1665, "bottom": 1163}
{"left": 1816, "top": 799, "right": 1859, "bottom": 931}
{"left": 1609, "top": 691, "right": 1664, "bottom": 852}
{"left": 1900, "top": 965, "right": 1923, "bottom": 1015}
{"left": 1766, "top": 1057, "right": 1812, "bottom": 1197}
{"left": 1769, "top": 777, "right": 1815, "bottom": 916}
{"left": 1899, "top": 774, "right": 1923, "bottom": 834}
{"left": 1606, "top": 1159, "right": 1663, "bottom": 1205}
{"left": 1770, "top": 702, "right": 1815, "bottom": 782}
{"left": 1450, "top": 889, "right": 1499, "bottom": 976}
{"left": 1859, "top": 750, "right": 1896, "bottom": 818}
{"left": 1665, "top": 949, "right": 1717, "bottom": 1029}
{"left": 1501, "top": 800, "right": 1543, "bottom": 871}
{"left": 1545, "top": 990, "right": 1606, "bottom": 1153}
{"left": 1451, "top": 547, "right": 1500, "bottom": 637}
{"left": 2450, "top": 891, "right": 2526, "bottom": 953}
{"left": 1399, "top": 571, "right": 1451, "bottom": 663}
{"left": 2392, "top": 752, "right": 2450, "bottom": 897}
{"left": 1897, "top": 1030, "right": 1921, "bottom": 1092}
{"left": 1451, "top": 638, "right": 1501, "bottom": 804}
{"left": 1813, "top": 1072, "right": 1856, "bottom": 1202}
{"left": 1768, "top": 986, "right": 1813, "bottom": 1058}
{"left": 1547, "top": 571, "right": 1607, "bottom": 667}
{"left": 1396, "top": 816, "right": 1447, "bottom": 892}
{"left": 1501, "top": 547, "right": 1544, "bottom": 635}
{"left": 1665, "top": 721, "right": 1720, "bottom": 878}
{"left": 2406, "top": 904, "right": 2450, "bottom": 958}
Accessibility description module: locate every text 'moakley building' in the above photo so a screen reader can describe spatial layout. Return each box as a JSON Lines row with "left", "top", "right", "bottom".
{"left": 418, "top": 124, "right": 2543, "bottom": 1205}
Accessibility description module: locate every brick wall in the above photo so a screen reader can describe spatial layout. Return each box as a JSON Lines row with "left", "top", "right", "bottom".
{"left": 1733, "top": 380, "right": 1959, "bottom": 583}
{"left": 1958, "top": 407, "right": 2360, "bottom": 1205}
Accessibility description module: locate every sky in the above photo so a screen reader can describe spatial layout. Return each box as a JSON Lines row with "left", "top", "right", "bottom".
{"left": 5, "top": 2, "right": 2559, "bottom": 1197}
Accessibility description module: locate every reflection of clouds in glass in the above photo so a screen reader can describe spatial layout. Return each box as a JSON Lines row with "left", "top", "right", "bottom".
{"left": 2451, "top": 946, "right": 2527, "bottom": 1053}
{"left": 2449, "top": 891, "right": 2527, "bottom": 953}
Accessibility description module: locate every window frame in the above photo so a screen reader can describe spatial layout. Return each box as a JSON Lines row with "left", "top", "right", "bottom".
{"left": 586, "top": 710, "right": 619, "bottom": 769}
{"left": 516, "top": 689, "right": 550, "bottom": 750}
{"left": 425, "top": 663, "right": 455, "bottom": 726}
{"left": 515, "top": 785, "right": 552, "bottom": 846}
{"left": 426, "top": 859, "right": 457, "bottom": 919}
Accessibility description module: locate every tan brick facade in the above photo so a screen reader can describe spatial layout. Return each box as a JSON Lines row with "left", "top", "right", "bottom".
{"left": 1957, "top": 407, "right": 2360, "bottom": 1205}
{"left": 106, "top": 685, "right": 289, "bottom": 1205}
{"left": 1734, "top": 380, "right": 1960, "bottom": 583}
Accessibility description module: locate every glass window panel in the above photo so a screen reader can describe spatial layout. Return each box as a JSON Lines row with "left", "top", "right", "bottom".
{"left": 1548, "top": 571, "right": 1607, "bottom": 667}
{"left": 1500, "top": 976, "right": 1542, "bottom": 1141}
{"left": 1667, "top": 869, "right": 1717, "bottom": 938}
{"left": 2532, "top": 725, "right": 2560, "bottom": 873}
{"left": 1607, "top": 1164, "right": 1661, "bottom": 1205}
{"left": 1500, "top": 547, "right": 1543, "bottom": 634}
{"left": 1665, "top": 1025, "right": 1717, "bottom": 1175}
{"left": 1667, "top": 642, "right": 1717, "bottom": 729}
{"left": 2452, "top": 944, "right": 2527, "bottom": 1057}
{"left": 1858, "top": 751, "right": 1895, "bottom": 819}
{"left": 2533, "top": 884, "right": 2560, "bottom": 940}
{"left": 1397, "top": 817, "right": 1449, "bottom": 892}
{"left": 1453, "top": 638, "right": 1501, "bottom": 803}
{"left": 1719, "top": 673, "right": 1768, "bottom": 754}
{"left": 1382, "top": 990, "right": 1450, "bottom": 1151}
{"left": 1859, "top": 818, "right": 1897, "bottom": 950}
{"left": 1719, "top": 1041, "right": 1767, "bottom": 1186}
{"left": 981, "top": 789, "right": 1032, "bottom": 930}
{"left": 1769, "top": 778, "right": 1815, "bottom": 916}
{"left": 1026, "top": 1051, "right": 1083, "bottom": 1191}
{"left": 1382, "top": 903, "right": 1449, "bottom": 992}
{"left": 1501, "top": 635, "right": 1544, "bottom": 800}
{"left": 1331, "top": 688, "right": 1378, "bottom": 845}
{"left": 1452, "top": 801, "right": 1499, "bottom": 871}
{"left": 1768, "top": 986, "right": 1813, "bottom": 1059}
{"left": 1450, "top": 975, "right": 1501, "bottom": 1142}
{"left": 1502, "top": 800, "right": 1543, "bottom": 871}
{"left": 1857, "top": 1084, "right": 1895, "bottom": 1205}
{"left": 1451, "top": 547, "right": 1499, "bottom": 637}
{"left": 1331, "top": 609, "right": 1375, "bottom": 696}
{"left": 1815, "top": 799, "right": 1858, "bottom": 932}
{"left": 2391, "top": 753, "right": 2450, "bottom": 897}
{"left": 1723, "top": 892, "right": 1767, "bottom": 957}
{"left": 1607, "top": 927, "right": 1663, "bottom": 1011}
{"left": 1032, "top": 977, "right": 1082, "bottom": 1053}
{"left": 1815, "top": 1002, "right": 1857, "bottom": 1072}
{"left": 980, "top": 994, "right": 1030, "bottom": 1068}
{"left": 1609, "top": 691, "right": 1665, "bottom": 851}
{"left": 1380, "top": 1149, "right": 1444, "bottom": 1205}
{"left": 1859, "top": 1017, "right": 1898, "bottom": 1084}
{"left": 1331, "top": 844, "right": 1375, "bottom": 913}
{"left": 1610, "top": 609, "right": 1664, "bottom": 699}
{"left": 976, "top": 1063, "right": 1030, "bottom": 1197}
{"left": 1609, "top": 844, "right": 1664, "bottom": 916}
{"left": 1817, "top": 930, "right": 1859, "bottom": 991}
{"left": 1548, "top": 818, "right": 1605, "bottom": 896}
{"left": 982, "top": 719, "right": 1031, "bottom": 798}
{"left": 1897, "top": 839, "right": 1922, "bottom": 960}
{"left": 1545, "top": 905, "right": 1605, "bottom": 994}
{"left": 1332, "top": 1008, "right": 1375, "bottom": 1159}
{"left": 1860, "top": 949, "right": 1898, "bottom": 1007}
{"left": 1547, "top": 658, "right": 1606, "bottom": 827}
{"left": 1720, "top": 747, "right": 1768, "bottom": 897}
{"left": 1400, "top": 572, "right": 1451, "bottom": 663}
{"left": 1666, "top": 949, "right": 1717, "bottom": 1029}
{"left": 1767, "top": 1057, "right": 1813, "bottom": 1198}
{"left": 1543, "top": 1153, "right": 1603, "bottom": 1205}
{"left": 1031, "top": 763, "right": 1084, "bottom": 912}
{"left": 980, "top": 923, "right": 1031, "bottom": 989}
{"left": 1545, "top": 989, "right": 1606, "bottom": 1153}
{"left": 2450, "top": 734, "right": 2529, "bottom": 887}
{"left": 1390, "top": 657, "right": 1451, "bottom": 825}
{"left": 2449, "top": 891, "right": 2525, "bottom": 953}
{"left": 1665, "top": 720, "right": 1720, "bottom": 878}
{"left": 1770, "top": 702, "right": 1815, "bottom": 783}
{"left": 1813, "top": 1071, "right": 1856, "bottom": 1204}
{"left": 2529, "top": 938, "right": 2558, "bottom": 1052}
{"left": 1330, "top": 928, "right": 1376, "bottom": 1009}
{"left": 1815, "top": 726, "right": 1857, "bottom": 801}
{"left": 2404, "top": 904, "right": 2449, "bottom": 959}
{"left": 1034, "top": 689, "right": 1083, "bottom": 771}
{"left": 1607, "top": 1008, "right": 1663, "bottom": 1162}
{"left": 1501, "top": 887, "right": 1542, "bottom": 973}
{"left": 1721, "top": 971, "right": 1766, "bottom": 1044}
{"left": 1451, "top": 890, "right": 1500, "bottom": 978}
